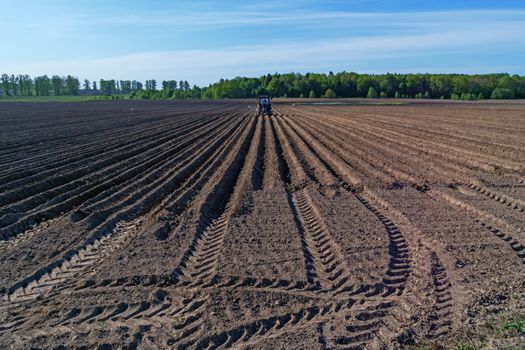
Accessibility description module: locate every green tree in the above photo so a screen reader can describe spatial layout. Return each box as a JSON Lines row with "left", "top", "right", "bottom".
{"left": 161, "top": 80, "right": 172, "bottom": 98}
{"left": 380, "top": 74, "right": 399, "bottom": 97}
{"left": 309, "top": 90, "right": 316, "bottom": 98}
{"left": 131, "top": 80, "right": 143, "bottom": 91}
{"left": 429, "top": 75, "right": 451, "bottom": 98}
{"left": 199, "top": 73, "right": 523, "bottom": 100}
{"left": 460, "top": 92, "right": 476, "bottom": 100}
{"left": 491, "top": 87, "right": 514, "bottom": 99}
{"left": 145, "top": 80, "right": 157, "bottom": 90}
{"left": 191, "top": 85, "right": 202, "bottom": 98}
{"left": 65, "top": 76, "right": 79, "bottom": 95}
{"left": 405, "top": 75, "right": 426, "bottom": 97}
{"left": 10, "top": 75, "right": 18, "bottom": 96}
{"left": 325, "top": 89, "right": 336, "bottom": 98}
{"left": 51, "top": 75, "right": 63, "bottom": 95}
{"left": 1, "top": 74, "right": 9, "bottom": 95}
{"left": 267, "top": 75, "right": 285, "bottom": 97}
{"left": 367, "top": 87, "right": 378, "bottom": 98}
{"left": 358, "top": 76, "right": 377, "bottom": 96}
{"left": 100, "top": 79, "right": 116, "bottom": 95}
{"left": 497, "top": 75, "right": 518, "bottom": 92}
{"left": 120, "top": 80, "right": 132, "bottom": 94}
{"left": 34, "top": 75, "right": 50, "bottom": 96}
{"left": 3, "top": 71, "right": 519, "bottom": 100}
{"left": 338, "top": 73, "right": 358, "bottom": 97}
{"left": 16, "top": 75, "right": 33, "bottom": 96}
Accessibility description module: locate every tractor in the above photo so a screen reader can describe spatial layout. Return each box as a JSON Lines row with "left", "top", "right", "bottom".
{"left": 256, "top": 95, "right": 272, "bottom": 117}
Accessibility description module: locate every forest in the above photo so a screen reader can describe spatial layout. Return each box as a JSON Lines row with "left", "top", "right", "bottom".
{"left": 200, "top": 72, "right": 525, "bottom": 100}
{"left": 1, "top": 72, "right": 524, "bottom": 100}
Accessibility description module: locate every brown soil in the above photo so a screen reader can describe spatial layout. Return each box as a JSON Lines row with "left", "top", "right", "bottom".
{"left": 1, "top": 99, "right": 524, "bottom": 349}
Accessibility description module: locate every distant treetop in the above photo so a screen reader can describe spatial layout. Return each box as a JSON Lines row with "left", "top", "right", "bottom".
{"left": 1, "top": 72, "right": 524, "bottom": 100}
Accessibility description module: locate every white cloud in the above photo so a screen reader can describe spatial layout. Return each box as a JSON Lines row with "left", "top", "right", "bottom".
{"left": 2, "top": 7, "right": 524, "bottom": 83}
{"left": 11, "top": 8, "right": 525, "bottom": 35}
{"left": 96, "top": 9, "right": 525, "bottom": 30}
{"left": 2, "top": 23, "right": 522, "bottom": 85}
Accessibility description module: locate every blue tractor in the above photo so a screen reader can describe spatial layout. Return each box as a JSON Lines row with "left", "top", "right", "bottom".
{"left": 257, "top": 95, "right": 272, "bottom": 116}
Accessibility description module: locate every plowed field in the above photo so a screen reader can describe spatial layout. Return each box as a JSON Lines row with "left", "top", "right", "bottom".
{"left": 1, "top": 100, "right": 524, "bottom": 349}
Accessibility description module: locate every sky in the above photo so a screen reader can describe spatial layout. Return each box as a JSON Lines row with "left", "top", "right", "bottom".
{"left": 2, "top": 0, "right": 525, "bottom": 86}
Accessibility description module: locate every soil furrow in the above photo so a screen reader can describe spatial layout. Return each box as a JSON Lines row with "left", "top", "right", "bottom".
{"left": 1, "top": 113, "right": 250, "bottom": 301}
{"left": 172, "top": 115, "right": 258, "bottom": 284}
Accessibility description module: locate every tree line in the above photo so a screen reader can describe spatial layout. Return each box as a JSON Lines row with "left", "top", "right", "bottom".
{"left": 129, "top": 80, "right": 198, "bottom": 99}
{"left": 1, "top": 74, "right": 80, "bottom": 96}
{"left": 1, "top": 72, "right": 524, "bottom": 100}
{"left": 0, "top": 74, "right": 195, "bottom": 99}
{"left": 201, "top": 72, "right": 525, "bottom": 100}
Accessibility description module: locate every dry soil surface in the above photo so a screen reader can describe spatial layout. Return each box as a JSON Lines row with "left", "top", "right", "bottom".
{"left": 0, "top": 99, "right": 524, "bottom": 349}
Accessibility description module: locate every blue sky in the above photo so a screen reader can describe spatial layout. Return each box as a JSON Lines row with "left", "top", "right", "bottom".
{"left": 2, "top": 0, "right": 525, "bottom": 85}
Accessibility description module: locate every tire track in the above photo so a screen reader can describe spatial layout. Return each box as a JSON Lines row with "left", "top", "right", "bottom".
{"left": 277, "top": 111, "right": 459, "bottom": 346}
{"left": 283, "top": 110, "right": 524, "bottom": 268}
{"left": 185, "top": 302, "right": 345, "bottom": 350}
{"left": 4, "top": 294, "right": 209, "bottom": 342}
{"left": 278, "top": 112, "right": 414, "bottom": 289}
{"left": 273, "top": 112, "right": 418, "bottom": 347}
{"left": 272, "top": 115, "right": 353, "bottom": 291}
{"left": 292, "top": 189, "right": 353, "bottom": 292}
{"left": 354, "top": 195, "right": 410, "bottom": 293}
{"left": 0, "top": 113, "right": 244, "bottom": 253}
{"left": 5, "top": 220, "right": 142, "bottom": 303}
{"left": 431, "top": 190, "right": 525, "bottom": 264}
{"left": 72, "top": 274, "right": 393, "bottom": 307}
{"left": 27, "top": 114, "right": 252, "bottom": 303}
{"left": 31, "top": 115, "right": 261, "bottom": 344}
{"left": 29, "top": 114, "right": 339, "bottom": 347}
{"left": 173, "top": 115, "right": 260, "bottom": 284}
{"left": 428, "top": 251, "right": 453, "bottom": 338}
{"left": 4, "top": 103, "right": 513, "bottom": 348}
{"left": 331, "top": 302, "right": 395, "bottom": 349}
{"left": 275, "top": 111, "right": 420, "bottom": 347}
{"left": 8, "top": 274, "right": 398, "bottom": 341}
{"left": 53, "top": 294, "right": 209, "bottom": 328}
{"left": 459, "top": 183, "right": 525, "bottom": 213}
{"left": 1, "top": 113, "right": 250, "bottom": 303}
